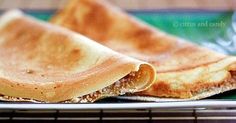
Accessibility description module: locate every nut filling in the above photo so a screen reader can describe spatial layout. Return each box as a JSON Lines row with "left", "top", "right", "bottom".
{"left": 64, "top": 71, "right": 141, "bottom": 103}
{"left": 190, "top": 71, "right": 236, "bottom": 98}
{"left": 0, "top": 71, "right": 142, "bottom": 103}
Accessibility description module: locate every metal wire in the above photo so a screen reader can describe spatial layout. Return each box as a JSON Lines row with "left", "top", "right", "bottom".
{"left": 1, "top": 108, "right": 236, "bottom": 122}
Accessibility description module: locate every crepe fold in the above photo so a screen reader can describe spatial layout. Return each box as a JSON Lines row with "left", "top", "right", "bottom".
{"left": 0, "top": 10, "right": 155, "bottom": 103}
{"left": 51, "top": 0, "right": 236, "bottom": 99}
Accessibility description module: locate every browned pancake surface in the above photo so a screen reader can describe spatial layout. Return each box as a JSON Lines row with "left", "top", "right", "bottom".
{"left": 51, "top": 0, "right": 236, "bottom": 99}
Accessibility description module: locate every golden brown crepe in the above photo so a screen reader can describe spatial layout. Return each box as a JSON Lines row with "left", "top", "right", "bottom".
{"left": 51, "top": 0, "right": 236, "bottom": 99}
{"left": 0, "top": 10, "right": 155, "bottom": 103}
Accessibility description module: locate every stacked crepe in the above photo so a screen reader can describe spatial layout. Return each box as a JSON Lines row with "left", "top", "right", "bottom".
{"left": 51, "top": 0, "right": 236, "bottom": 100}
{"left": 0, "top": 0, "right": 236, "bottom": 103}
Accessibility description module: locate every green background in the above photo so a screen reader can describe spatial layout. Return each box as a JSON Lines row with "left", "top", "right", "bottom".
{"left": 26, "top": 10, "right": 236, "bottom": 100}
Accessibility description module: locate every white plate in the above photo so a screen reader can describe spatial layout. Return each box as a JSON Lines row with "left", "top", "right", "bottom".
{"left": 0, "top": 100, "right": 235, "bottom": 110}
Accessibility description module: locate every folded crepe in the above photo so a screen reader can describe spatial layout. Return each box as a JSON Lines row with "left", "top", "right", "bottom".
{"left": 0, "top": 10, "right": 155, "bottom": 103}
{"left": 51, "top": 0, "right": 236, "bottom": 100}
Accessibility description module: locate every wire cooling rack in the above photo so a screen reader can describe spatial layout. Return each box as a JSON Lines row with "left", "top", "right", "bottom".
{"left": 0, "top": 100, "right": 236, "bottom": 122}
